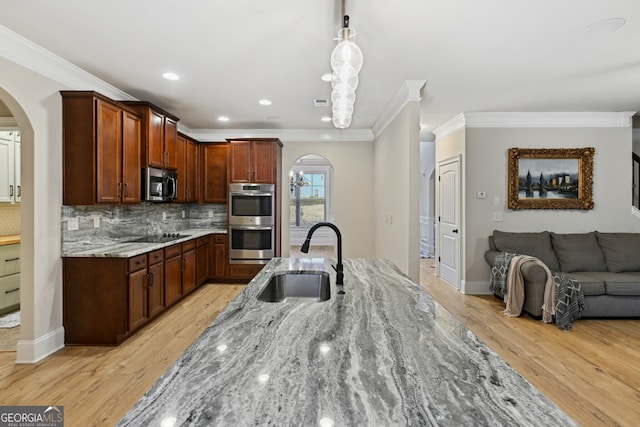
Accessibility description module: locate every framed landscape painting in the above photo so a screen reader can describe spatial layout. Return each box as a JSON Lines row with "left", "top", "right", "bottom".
{"left": 507, "top": 147, "right": 595, "bottom": 210}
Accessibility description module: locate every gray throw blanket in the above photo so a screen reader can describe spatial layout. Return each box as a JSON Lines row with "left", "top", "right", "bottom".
{"left": 490, "top": 252, "right": 586, "bottom": 329}
{"left": 489, "top": 252, "right": 516, "bottom": 298}
{"left": 552, "top": 272, "right": 586, "bottom": 330}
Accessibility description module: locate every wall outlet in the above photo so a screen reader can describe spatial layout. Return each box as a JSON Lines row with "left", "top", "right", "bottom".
{"left": 67, "top": 217, "right": 79, "bottom": 231}
{"left": 493, "top": 212, "right": 504, "bottom": 222}
{"left": 93, "top": 216, "right": 100, "bottom": 228}
{"left": 208, "top": 210, "right": 213, "bottom": 218}
{"left": 162, "top": 211, "right": 167, "bottom": 221}
{"left": 182, "top": 210, "right": 185, "bottom": 219}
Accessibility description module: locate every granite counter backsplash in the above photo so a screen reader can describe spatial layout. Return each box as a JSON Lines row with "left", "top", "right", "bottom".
{"left": 62, "top": 203, "right": 227, "bottom": 257}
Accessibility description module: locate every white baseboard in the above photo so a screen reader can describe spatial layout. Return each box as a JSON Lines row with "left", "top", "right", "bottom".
{"left": 15, "top": 327, "right": 65, "bottom": 364}
{"left": 461, "top": 280, "right": 492, "bottom": 295}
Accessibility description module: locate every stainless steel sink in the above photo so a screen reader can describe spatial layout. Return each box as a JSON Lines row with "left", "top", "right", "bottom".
{"left": 257, "top": 271, "right": 331, "bottom": 303}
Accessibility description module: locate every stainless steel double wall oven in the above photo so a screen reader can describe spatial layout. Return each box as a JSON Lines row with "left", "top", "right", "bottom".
{"left": 228, "top": 183, "right": 275, "bottom": 264}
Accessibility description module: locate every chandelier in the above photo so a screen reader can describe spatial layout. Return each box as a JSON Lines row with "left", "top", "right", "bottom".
{"left": 330, "top": 1, "right": 363, "bottom": 129}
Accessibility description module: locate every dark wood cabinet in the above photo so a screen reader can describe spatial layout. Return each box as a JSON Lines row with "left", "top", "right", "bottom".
{"left": 177, "top": 133, "right": 199, "bottom": 203}
{"left": 147, "top": 250, "right": 165, "bottom": 318}
{"left": 164, "top": 244, "right": 182, "bottom": 306}
{"left": 128, "top": 264, "right": 148, "bottom": 331}
{"left": 61, "top": 91, "right": 141, "bottom": 205}
{"left": 228, "top": 139, "right": 281, "bottom": 184}
{"left": 196, "top": 236, "right": 210, "bottom": 286}
{"left": 201, "top": 143, "right": 228, "bottom": 203}
{"left": 182, "top": 240, "right": 197, "bottom": 295}
{"left": 209, "top": 234, "right": 227, "bottom": 280}
{"left": 228, "top": 263, "right": 265, "bottom": 280}
{"left": 122, "top": 101, "right": 179, "bottom": 170}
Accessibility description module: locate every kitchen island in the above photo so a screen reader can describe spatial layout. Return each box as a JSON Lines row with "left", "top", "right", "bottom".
{"left": 118, "top": 258, "right": 575, "bottom": 426}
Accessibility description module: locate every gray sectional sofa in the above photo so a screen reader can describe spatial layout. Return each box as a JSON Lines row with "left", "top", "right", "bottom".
{"left": 484, "top": 230, "right": 640, "bottom": 318}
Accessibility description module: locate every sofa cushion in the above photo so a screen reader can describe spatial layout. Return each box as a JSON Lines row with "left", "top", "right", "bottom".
{"left": 602, "top": 273, "right": 640, "bottom": 296}
{"left": 595, "top": 232, "right": 640, "bottom": 273}
{"left": 564, "top": 272, "right": 606, "bottom": 296}
{"left": 492, "top": 230, "right": 560, "bottom": 271}
{"left": 550, "top": 232, "right": 606, "bottom": 273}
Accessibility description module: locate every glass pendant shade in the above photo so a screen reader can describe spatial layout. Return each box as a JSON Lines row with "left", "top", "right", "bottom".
{"left": 329, "top": 23, "right": 363, "bottom": 129}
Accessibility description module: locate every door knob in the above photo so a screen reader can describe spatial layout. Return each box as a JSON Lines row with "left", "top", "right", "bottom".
{"left": 452, "top": 229, "right": 459, "bottom": 233}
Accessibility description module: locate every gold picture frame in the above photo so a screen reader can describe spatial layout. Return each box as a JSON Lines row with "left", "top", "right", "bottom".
{"left": 507, "top": 147, "right": 595, "bottom": 210}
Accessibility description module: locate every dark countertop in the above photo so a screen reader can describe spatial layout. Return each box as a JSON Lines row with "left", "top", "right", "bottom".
{"left": 118, "top": 257, "right": 576, "bottom": 426}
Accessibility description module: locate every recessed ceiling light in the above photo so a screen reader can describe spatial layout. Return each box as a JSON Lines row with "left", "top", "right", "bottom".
{"left": 217, "top": 116, "right": 230, "bottom": 122}
{"left": 321, "top": 116, "right": 332, "bottom": 122}
{"left": 321, "top": 73, "right": 333, "bottom": 82}
{"left": 258, "top": 99, "right": 272, "bottom": 106}
{"left": 583, "top": 18, "right": 626, "bottom": 35}
{"left": 162, "top": 72, "right": 180, "bottom": 81}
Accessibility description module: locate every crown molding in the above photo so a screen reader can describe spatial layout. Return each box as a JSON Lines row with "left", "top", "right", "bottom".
{"left": 372, "top": 80, "right": 426, "bottom": 139}
{"left": 1, "top": 23, "right": 417, "bottom": 141}
{"left": 0, "top": 24, "right": 135, "bottom": 100}
{"left": 464, "top": 112, "right": 636, "bottom": 128}
{"left": 433, "top": 111, "right": 636, "bottom": 140}
{"left": 183, "top": 127, "right": 375, "bottom": 143}
{"left": 432, "top": 113, "right": 466, "bottom": 141}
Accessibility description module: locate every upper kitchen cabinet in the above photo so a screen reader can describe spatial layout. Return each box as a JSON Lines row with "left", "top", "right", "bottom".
{"left": 176, "top": 133, "right": 199, "bottom": 203}
{"left": 122, "top": 101, "right": 179, "bottom": 170}
{"left": 228, "top": 138, "right": 282, "bottom": 183}
{"left": 0, "top": 131, "right": 20, "bottom": 203}
{"left": 201, "top": 143, "right": 228, "bottom": 203}
{"left": 61, "top": 91, "right": 141, "bottom": 205}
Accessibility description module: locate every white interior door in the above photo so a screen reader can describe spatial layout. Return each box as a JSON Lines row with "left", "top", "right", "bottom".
{"left": 437, "top": 156, "right": 460, "bottom": 289}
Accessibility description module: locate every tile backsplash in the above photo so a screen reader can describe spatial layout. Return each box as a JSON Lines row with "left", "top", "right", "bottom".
{"left": 62, "top": 203, "right": 226, "bottom": 244}
{"left": 0, "top": 204, "right": 21, "bottom": 236}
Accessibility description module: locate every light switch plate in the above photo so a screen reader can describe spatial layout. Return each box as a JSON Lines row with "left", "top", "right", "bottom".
{"left": 476, "top": 191, "right": 487, "bottom": 199}
{"left": 93, "top": 216, "right": 100, "bottom": 228}
{"left": 208, "top": 210, "right": 213, "bottom": 218}
{"left": 182, "top": 210, "right": 185, "bottom": 219}
{"left": 162, "top": 211, "right": 167, "bottom": 221}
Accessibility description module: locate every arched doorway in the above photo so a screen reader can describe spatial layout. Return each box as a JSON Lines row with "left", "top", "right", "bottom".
{"left": 0, "top": 88, "right": 35, "bottom": 361}
{"left": 288, "top": 154, "right": 335, "bottom": 257}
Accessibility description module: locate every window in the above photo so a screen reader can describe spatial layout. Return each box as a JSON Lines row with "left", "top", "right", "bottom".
{"left": 290, "top": 171, "right": 326, "bottom": 226}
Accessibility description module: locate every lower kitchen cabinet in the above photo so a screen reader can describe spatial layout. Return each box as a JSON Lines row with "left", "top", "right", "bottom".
{"left": 182, "top": 240, "right": 197, "bottom": 295}
{"left": 209, "top": 233, "right": 227, "bottom": 280}
{"left": 164, "top": 244, "right": 183, "bottom": 306}
{"left": 0, "top": 243, "right": 20, "bottom": 314}
{"left": 228, "top": 263, "right": 265, "bottom": 280}
{"left": 196, "top": 236, "right": 210, "bottom": 286}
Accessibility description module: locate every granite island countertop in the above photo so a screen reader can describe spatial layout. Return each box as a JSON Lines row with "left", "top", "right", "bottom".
{"left": 118, "top": 258, "right": 576, "bottom": 427}
{"left": 61, "top": 228, "right": 226, "bottom": 258}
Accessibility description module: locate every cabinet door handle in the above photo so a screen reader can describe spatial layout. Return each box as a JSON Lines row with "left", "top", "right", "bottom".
{"left": 5, "top": 288, "right": 19, "bottom": 294}
{"left": 148, "top": 271, "right": 154, "bottom": 286}
{"left": 17, "top": 186, "right": 20, "bottom": 197}
{"left": 124, "top": 182, "right": 128, "bottom": 197}
{"left": 117, "top": 182, "right": 122, "bottom": 198}
{"left": 9, "top": 185, "right": 13, "bottom": 197}
{"left": 5, "top": 257, "right": 19, "bottom": 262}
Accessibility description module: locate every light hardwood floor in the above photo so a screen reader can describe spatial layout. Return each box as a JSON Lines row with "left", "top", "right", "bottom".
{"left": 0, "top": 284, "right": 245, "bottom": 426}
{"left": 420, "top": 258, "right": 640, "bottom": 427}
{"left": 0, "top": 263, "right": 638, "bottom": 426}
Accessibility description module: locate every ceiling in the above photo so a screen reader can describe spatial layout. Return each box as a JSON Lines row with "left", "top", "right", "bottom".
{"left": 2, "top": 1, "right": 640, "bottom": 140}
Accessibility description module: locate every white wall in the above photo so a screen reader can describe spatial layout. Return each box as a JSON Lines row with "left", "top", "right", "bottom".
{"left": 281, "top": 140, "right": 375, "bottom": 258}
{"left": 463, "top": 126, "right": 640, "bottom": 287}
{"left": 0, "top": 57, "right": 66, "bottom": 362}
{"left": 373, "top": 102, "right": 421, "bottom": 282}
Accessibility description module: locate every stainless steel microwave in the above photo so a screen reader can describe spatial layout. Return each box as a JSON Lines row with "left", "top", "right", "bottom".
{"left": 142, "top": 167, "right": 177, "bottom": 202}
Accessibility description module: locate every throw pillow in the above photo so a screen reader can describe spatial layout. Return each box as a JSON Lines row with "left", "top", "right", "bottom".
{"left": 595, "top": 232, "right": 640, "bottom": 273}
{"left": 550, "top": 232, "right": 606, "bottom": 272}
{"left": 492, "top": 230, "right": 560, "bottom": 271}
